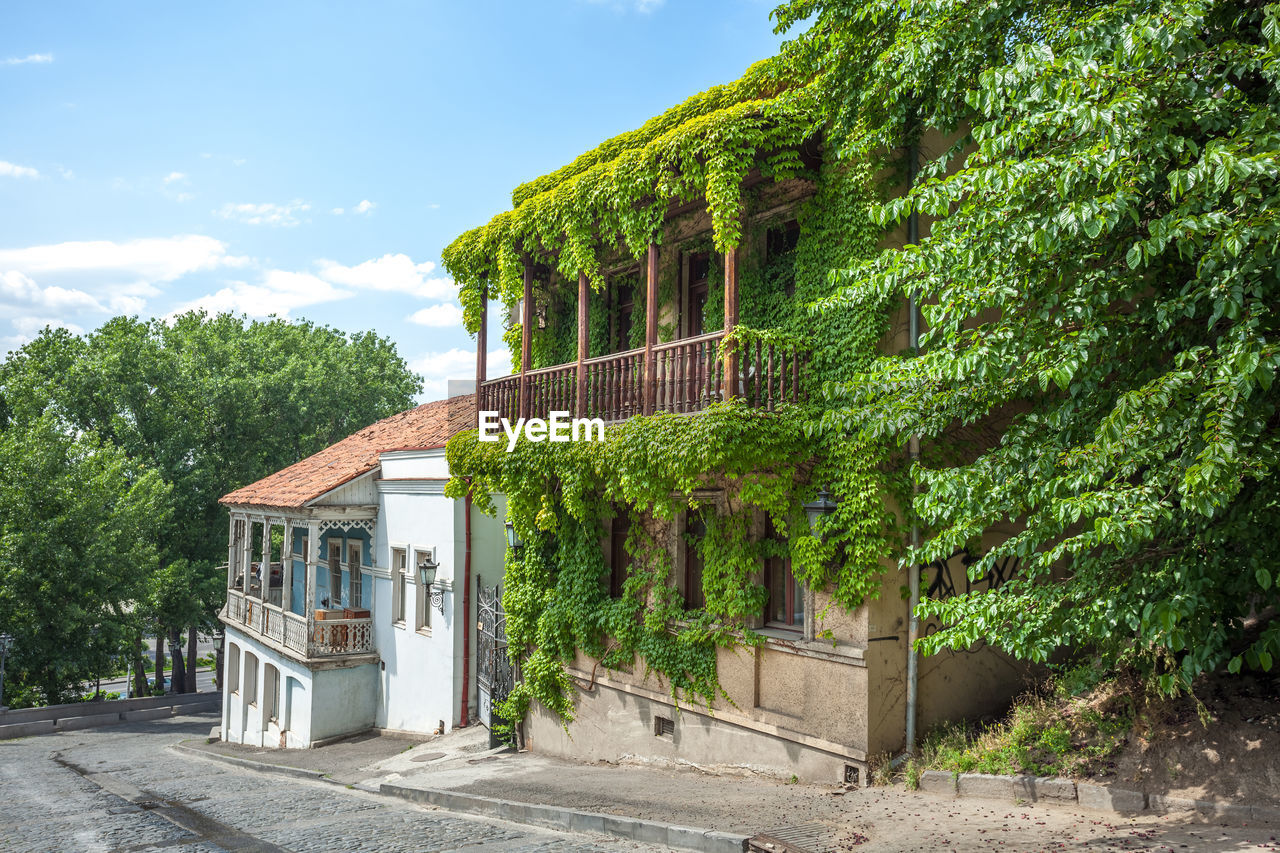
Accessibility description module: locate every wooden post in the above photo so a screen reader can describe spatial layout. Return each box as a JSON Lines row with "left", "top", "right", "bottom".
{"left": 227, "top": 515, "right": 237, "bottom": 590}
{"left": 281, "top": 520, "right": 293, "bottom": 613}
{"left": 643, "top": 243, "right": 659, "bottom": 415}
{"left": 576, "top": 271, "right": 589, "bottom": 418}
{"left": 476, "top": 285, "right": 488, "bottom": 415}
{"left": 306, "top": 520, "right": 320, "bottom": 651}
{"left": 241, "top": 518, "right": 253, "bottom": 596}
{"left": 519, "top": 264, "right": 533, "bottom": 421}
{"left": 724, "top": 243, "right": 740, "bottom": 398}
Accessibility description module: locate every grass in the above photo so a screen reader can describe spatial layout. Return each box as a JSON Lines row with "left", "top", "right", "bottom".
{"left": 865, "top": 674, "right": 1139, "bottom": 786}
{"left": 917, "top": 678, "right": 1135, "bottom": 779}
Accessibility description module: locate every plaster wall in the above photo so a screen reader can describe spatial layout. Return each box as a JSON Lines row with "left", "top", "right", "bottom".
{"left": 526, "top": 676, "right": 859, "bottom": 785}
{"left": 309, "top": 664, "right": 379, "bottom": 742}
{"left": 372, "top": 448, "right": 460, "bottom": 735}
{"left": 220, "top": 626, "right": 317, "bottom": 749}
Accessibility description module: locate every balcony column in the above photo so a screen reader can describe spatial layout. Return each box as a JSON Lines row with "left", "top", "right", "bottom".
{"left": 227, "top": 514, "right": 238, "bottom": 589}
{"left": 643, "top": 242, "right": 659, "bottom": 415}
{"left": 576, "top": 271, "right": 589, "bottom": 418}
{"left": 281, "top": 520, "right": 293, "bottom": 613}
{"left": 723, "top": 242, "right": 740, "bottom": 399}
{"left": 305, "top": 520, "right": 320, "bottom": 643}
{"left": 519, "top": 263, "right": 533, "bottom": 421}
{"left": 241, "top": 519, "right": 253, "bottom": 596}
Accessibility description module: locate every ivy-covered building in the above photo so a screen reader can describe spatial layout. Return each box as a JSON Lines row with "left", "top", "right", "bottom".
{"left": 443, "top": 56, "right": 1027, "bottom": 782}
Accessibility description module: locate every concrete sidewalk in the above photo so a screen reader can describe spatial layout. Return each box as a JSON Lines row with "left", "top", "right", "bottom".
{"left": 183, "top": 727, "right": 1280, "bottom": 853}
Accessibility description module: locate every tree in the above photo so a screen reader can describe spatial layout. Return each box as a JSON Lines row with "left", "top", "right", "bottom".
{"left": 0, "top": 415, "right": 168, "bottom": 705}
{"left": 0, "top": 312, "right": 421, "bottom": 700}
{"left": 776, "top": 0, "right": 1280, "bottom": 688}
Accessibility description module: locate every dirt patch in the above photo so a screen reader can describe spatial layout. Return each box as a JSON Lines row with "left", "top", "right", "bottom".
{"left": 1107, "top": 671, "right": 1280, "bottom": 803}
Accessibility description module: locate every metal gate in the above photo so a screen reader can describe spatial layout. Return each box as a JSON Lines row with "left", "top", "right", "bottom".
{"left": 476, "top": 576, "right": 513, "bottom": 747}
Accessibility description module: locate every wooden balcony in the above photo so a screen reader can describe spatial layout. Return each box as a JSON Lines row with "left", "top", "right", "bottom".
{"left": 223, "top": 586, "right": 374, "bottom": 662}
{"left": 479, "top": 331, "right": 804, "bottom": 423}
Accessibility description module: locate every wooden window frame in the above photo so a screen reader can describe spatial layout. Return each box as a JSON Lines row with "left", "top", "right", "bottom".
{"left": 326, "top": 536, "right": 344, "bottom": 610}
{"left": 682, "top": 511, "right": 706, "bottom": 610}
{"left": 347, "top": 542, "right": 364, "bottom": 609}
{"left": 391, "top": 546, "right": 408, "bottom": 627}
{"left": 413, "top": 548, "right": 433, "bottom": 635}
{"left": 605, "top": 512, "right": 632, "bottom": 598}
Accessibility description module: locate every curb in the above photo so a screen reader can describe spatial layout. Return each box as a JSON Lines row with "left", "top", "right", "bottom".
{"left": 169, "top": 742, "right": 344, "bottom": 785}
{"left": 917, "top": 771, "right": 1280, "bottom": 823}
{"left": 380, "top": 782, "right": 750, "bottom": 853}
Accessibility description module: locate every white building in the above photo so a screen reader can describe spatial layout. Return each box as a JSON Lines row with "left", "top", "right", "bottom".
{"left": 217, "top": 395, "right": 508, "bottom": 748}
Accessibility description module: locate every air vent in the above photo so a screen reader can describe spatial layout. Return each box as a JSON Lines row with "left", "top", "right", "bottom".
{"left": 654, "top": 715, "right": 675, "bottom": 738}
{"left": 844, "top": 764, "right": 860, "bottom": 785}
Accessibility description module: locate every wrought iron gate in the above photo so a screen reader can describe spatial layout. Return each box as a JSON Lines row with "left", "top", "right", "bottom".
{"left": 476, "top": 576, "right": 513, "bottom": 747}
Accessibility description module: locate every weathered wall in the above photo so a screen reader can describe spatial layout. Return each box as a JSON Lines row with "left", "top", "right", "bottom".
{"left": 309, "top": 664, "right": 379, "bottom": 742}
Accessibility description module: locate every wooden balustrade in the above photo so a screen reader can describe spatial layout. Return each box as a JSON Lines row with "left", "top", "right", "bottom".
{"left": 223, "top": 586, "right": 371, "bottom": 660}
{"left": 477, "top": 331, "right": 805, "bottom": 425}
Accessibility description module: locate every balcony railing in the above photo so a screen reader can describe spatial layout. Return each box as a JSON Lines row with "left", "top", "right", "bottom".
{"left": 223, "top": 586, "right": 374, "bottom": 660}
{"left": 479, "top": 331, "right": 804, "bottom": 424}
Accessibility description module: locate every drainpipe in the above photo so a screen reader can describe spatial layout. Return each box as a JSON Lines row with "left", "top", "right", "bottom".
{"left": 461, "top": 492, "right": 473, "bottom": 727}
{"left": 905, "top": 141, "right": 922, "bottom": 757}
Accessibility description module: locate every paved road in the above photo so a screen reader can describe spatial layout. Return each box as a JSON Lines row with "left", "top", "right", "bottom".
{"left": 98, "top": 666, "right": 218, "bottom": 697}
{"left": 0, "top": 712, "right": 666, "bottom": 853}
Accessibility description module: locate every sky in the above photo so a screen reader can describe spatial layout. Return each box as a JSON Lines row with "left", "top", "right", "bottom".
{"left": 0, "top": 1, "right": 791, "bottom": 400}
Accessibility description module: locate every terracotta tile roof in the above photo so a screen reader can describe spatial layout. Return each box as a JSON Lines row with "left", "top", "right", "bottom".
{"left": 220, "top": 394, "right": 475, "bottom": 509}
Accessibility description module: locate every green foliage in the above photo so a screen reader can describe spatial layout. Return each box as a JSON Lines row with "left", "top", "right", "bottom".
{"left": 0, "top": 312, "right": 420, "bottom": 703}
{"left": 0, "top": 415, "right": 169, "bottom": 705}
{"left": 918, "top": 681, "right": 1135, "bottom": 779}
{"left": 441, "top": 56, "right": 824, "bottom": 335}
{"left": 445, "top": 55, "right": 896, "bottom": 724}
{"left": 783, "top": 0, "right": 1280, "bottom": 689}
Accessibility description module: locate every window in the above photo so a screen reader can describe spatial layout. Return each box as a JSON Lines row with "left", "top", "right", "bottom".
{"left": 347, "top": 542, "right": 364, "bottom": 608}
{"left": 263, "top": 664, "right": 280, "bottom": 723}
{"left": 243, "top": 652, "right": 259, "bottom": 706}
{"left": 413, "top": 549, "right": 432, "bottom": 633}
{"left": 605, "top": 513, "right": 632, "bottom": 598}
{"left": 764, "top": 524, "right": 803, "bottom": 631}
{"left": 227, "top": 643, "right": 241, "bottom": 694}
{"left": 682, "top": 511, "right": 706, "bottom": 610}
{"left": 327, "top": 537, "right": 343, "bottom": 609}
{"left": 766, "top": 220, "right": 800, "bottom": 298}
{"left": 391, "top": 547, "right": 407, "bottom": 626}
{"left": 613, "top": 281, "right": 636, "bottom": 352}
{"left": 686, "top": 253, "right": 710, "bottom": 337}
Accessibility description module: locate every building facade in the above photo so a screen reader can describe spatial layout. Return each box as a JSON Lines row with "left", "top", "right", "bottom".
{"left": 217, "top": 396, "right": 508, "bottom": 748}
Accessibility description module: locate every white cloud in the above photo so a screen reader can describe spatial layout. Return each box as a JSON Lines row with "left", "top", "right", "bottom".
{"left": 0, "top": 160, "right": 39, "bottom": 179}
{"left": 331, "top": 207, "right": 344, "bottom": 216}
{"left": 316, "top": 254, "right": 452, "bottom": 300}
{"left": 215, "top": 200, "right": 310, "bottom": 227}
{"left": 3, "top": 53, "right": 52, "bottom": 66}
{"left": 0, "top": 270, "right": 104, "bottom": 313}
{"left": 171, "top": 269, "right": 351, "bottom": 320}
{"left": 408, "top": 303, "right": 465, "bottom": 328}
{"left": 12, "top": 316, "right": 85, "bottom": 337}
{"left": 173, "top": 192, "right": 194, "bottom": 203}
{"left": 411, "top": 347, "right": 510, "bottom": 400}
{"left": 163, "top": 171, "right": 187, "bottom": 184}
{"left": 0, "top": 235, "right": 247, "bottom": 282}
{"left": 58, "top": 166, "right": 73, "bottom": 180}
{"left": 353, "top": 199, "right": 376, "bottom": 215}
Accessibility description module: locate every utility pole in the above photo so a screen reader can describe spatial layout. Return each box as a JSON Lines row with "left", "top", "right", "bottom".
{"left": 0, "top": 633, "right": 13, "bottom": 709}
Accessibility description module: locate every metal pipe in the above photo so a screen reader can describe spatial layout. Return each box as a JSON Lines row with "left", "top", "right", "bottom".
{"left": 461, "top": 492, "right": 473, "bottom": 727}
{"left": 905, "top": 141, "right": 922, "bottom": 757}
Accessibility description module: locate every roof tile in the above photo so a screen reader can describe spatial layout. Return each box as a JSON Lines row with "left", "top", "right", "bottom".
{"left": 220, "top": 394, "right": 475, "bottom": 509}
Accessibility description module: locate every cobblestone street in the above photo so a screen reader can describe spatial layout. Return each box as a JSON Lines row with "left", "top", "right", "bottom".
{"left": 0, "top": 712, "right": 664, "bottom": 853}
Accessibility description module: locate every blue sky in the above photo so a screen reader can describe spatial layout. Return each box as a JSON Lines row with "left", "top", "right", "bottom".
{"left": 1, "top": 1, "right": 789, "bottom": 399}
